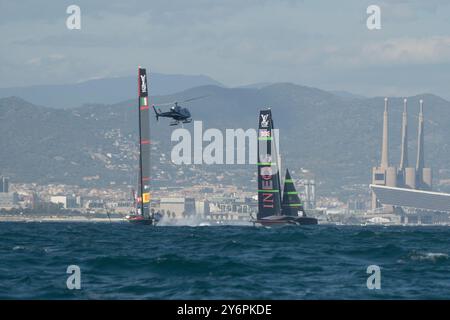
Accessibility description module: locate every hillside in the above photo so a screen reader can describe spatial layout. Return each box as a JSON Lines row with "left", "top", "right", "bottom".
{"left": 0, "top": 73, "right": 223, "bottom": 109}
{"left": 1, "top": 84, "right": 450, "bottom": 196}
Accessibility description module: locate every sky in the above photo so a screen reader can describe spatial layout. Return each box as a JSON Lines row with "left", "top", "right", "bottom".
{"left": 1, "top": 0, "right": 450, "bottom": 98}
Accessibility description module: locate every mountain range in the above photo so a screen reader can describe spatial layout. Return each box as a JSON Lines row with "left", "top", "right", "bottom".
{"left": 0, "top": 73, "right": 222, "bottom": 109}
{"left": 1, "top": 83, "right": 450, "bottom": 198}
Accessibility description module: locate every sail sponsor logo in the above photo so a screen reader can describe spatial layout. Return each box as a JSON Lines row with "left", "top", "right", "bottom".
{"left": 259, "top": 157, "right": 276, "bottom": 207}
{"left": 259, "top": 154, "right": 272, "bottom": 163}
{"left": 142, "top": 192, "right": 150, "bottom": 203}
{"left": 260, "top": 114, "right": 269, "bottom": 128}
{"left": 170, "top": 121, "right": 279, "bottom": 167}
{"left": 260, "top": 166, "right": 272, "bottom": 179}
{"left": 140, "top": 97, "right": 148, "bottom": 106}
{"left": 259, "top": 129, "right": 271, "bottom": 137}
{"left": 140, "top": 74, "right": 147, "bottom": 93}
{"left": 260, "top": 167, "right": 273, "bottom": 190}
{"left": 260, "top": 165, "right": 275, "bottom": 208}
{"left": 261, "top": 180, "right": 273, "bottom": 189}
{"left": 262, "top": 193, "right": 274, "bottom": 208}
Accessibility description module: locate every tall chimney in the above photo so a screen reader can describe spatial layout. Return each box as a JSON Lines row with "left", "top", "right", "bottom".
{"left": 416, "top": 99, "right": 424, "bottom": 172}
{"left": 399, "top": 98, "right": 408, "bottom": 170}
{"left": 381, "top": 97, "right": 389, "bottom": 168}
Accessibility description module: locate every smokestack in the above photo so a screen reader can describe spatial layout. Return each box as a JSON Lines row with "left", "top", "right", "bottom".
{"left": 381, "top": 97, "right": 389, "bottom": 168}
{"left": 416, "top": 99, "right": 424, "bottom": 171}
{"left": 399, "top": 98, "right": 409, "bottom": 170}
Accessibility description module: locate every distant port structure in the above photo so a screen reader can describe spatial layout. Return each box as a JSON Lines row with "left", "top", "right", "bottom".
{"left": 370, "top": 98, "right": 450, "bottom": 224}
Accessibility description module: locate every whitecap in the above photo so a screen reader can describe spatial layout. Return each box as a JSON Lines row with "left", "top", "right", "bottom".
{"left": 409, "top": 252, "right": 448, "bottom": 263}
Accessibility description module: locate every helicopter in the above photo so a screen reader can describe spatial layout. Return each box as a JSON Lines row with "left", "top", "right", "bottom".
{"left": 152, "top": 96, "right": 207, "bottom": 126}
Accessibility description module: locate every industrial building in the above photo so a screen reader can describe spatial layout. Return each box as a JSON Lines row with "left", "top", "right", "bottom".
{"left": 371, "top": 98, "right": 432, "bottom": 210}
{"left": 370, "top": 185, "right": 450, "bottom": 224}
{"left": 370, "top": 98, "right": 450, "bottom": 223}
{"left": 370, "top": 185, "right": 450, "bottom": 212}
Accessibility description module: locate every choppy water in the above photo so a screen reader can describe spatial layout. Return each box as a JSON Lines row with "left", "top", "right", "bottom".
{"left": 1, "top": 222, "right": 450, "bottom": 299}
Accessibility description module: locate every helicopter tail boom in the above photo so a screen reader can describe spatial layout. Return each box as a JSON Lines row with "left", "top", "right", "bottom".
{"left": 152, "top": 105, "right": 160, "bottom": 121}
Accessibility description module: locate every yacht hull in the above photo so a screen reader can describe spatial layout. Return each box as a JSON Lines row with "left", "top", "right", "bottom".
{"left": 254, "top": 215, "right": 318, "bottom": 226}
{"left": 127, "top": 215, "right": 154, "bottom": 225}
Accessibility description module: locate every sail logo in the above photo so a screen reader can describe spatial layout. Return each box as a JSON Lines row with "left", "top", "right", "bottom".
{"left": 140, "top": 75, "right": 147, "bottom": 93}
{"left": 259, "top": 129, "right": 271, "bottom": 137}
{"left": 260, "top": 166, "right": 273, "bottom": 178}
{"left": 261, "top": 180, "right": 273, "bottom": 188}
{"left": 260, "top": 162, "right": 276, "bottom": 208}
{"left": 260, "top": 114, "right": 269, "bottom": 128}
{"left": 262, "top": 193, "right": 274, "bottom": 208}
{"left": 259, "top": 154, "right": 272, "bottom": 163}
{"left": 142, "top": 192, "right": 150, "bottom": 203}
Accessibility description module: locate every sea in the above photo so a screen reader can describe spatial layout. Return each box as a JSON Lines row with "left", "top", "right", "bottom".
{"left": 1, "top": 222, "right": 450, "bottom": 299}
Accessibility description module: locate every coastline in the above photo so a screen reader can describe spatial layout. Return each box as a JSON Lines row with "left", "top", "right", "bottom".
{"left": 0, "top": 215, "right": 125, "bottom": 223}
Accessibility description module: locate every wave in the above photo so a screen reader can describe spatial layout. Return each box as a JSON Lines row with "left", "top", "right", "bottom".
{"left": 3, "top": 222, "right": 450, "bottom": 299}
{"left": 352, "top": 230, "right": 379, "bottom": 238}
{"left": 405, "top": 251, "right": 449, "bottom": 263}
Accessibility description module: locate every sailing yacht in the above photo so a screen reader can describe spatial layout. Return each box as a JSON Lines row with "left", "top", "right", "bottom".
{"left": 253, "top": 109, "right": 318, "bottom": 226}
{"left": 127, "top": 67, "right": 156, "bottom": 225}
{"left": 281, "top": 169, "right": 318, "bottom": 225}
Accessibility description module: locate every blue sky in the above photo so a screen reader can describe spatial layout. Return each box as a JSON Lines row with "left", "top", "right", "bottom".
{"left": 1, "top": 0, "right": 450, "bottom": 98}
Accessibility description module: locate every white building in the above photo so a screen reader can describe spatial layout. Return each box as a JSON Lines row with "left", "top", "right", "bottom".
{"left": 50, "top": 196, "right": 78, "bottom": 209}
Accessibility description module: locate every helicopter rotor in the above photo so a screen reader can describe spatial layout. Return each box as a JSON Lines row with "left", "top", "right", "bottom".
{"left": 154, "top": 95, "right": 209, "bottom": 107}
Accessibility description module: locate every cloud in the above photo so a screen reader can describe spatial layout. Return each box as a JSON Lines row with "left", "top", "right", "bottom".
{"left": 363, "top": 36, "right": 450, "bottom": 64}
{"left": 323, "top": 35, "right": 450, "bottom": 69}
{"left": 1, "top": 0, "right": 450, "bottom": 99}
{"left": 26, "top": 54, "right": 65, "bottom": 66}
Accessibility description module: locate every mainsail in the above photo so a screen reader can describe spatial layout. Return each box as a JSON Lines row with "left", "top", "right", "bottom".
{"left": 281, "top": 169, "right": 304, "bottom": 217}
{"left": 257, "top": 109, "right": 282, "bottom": 219}
{"left": 137, "top": 67, "right": 151, "bottom": 218}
